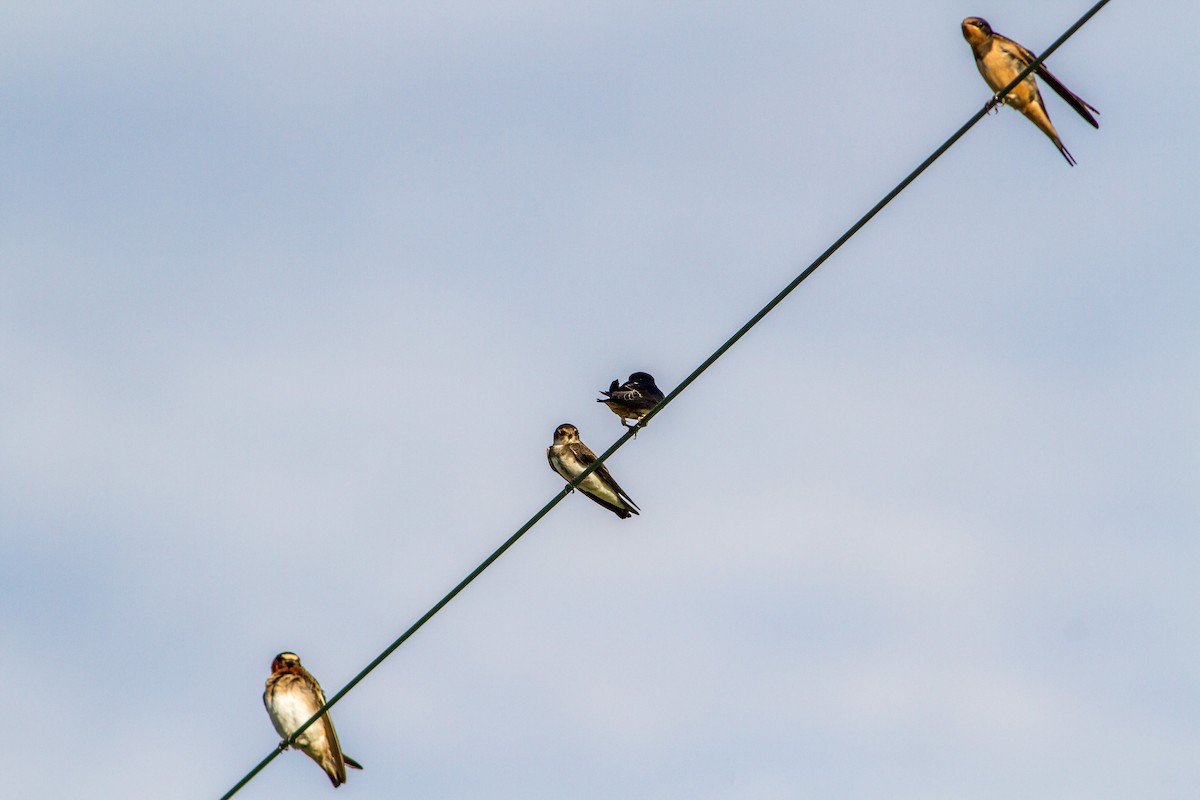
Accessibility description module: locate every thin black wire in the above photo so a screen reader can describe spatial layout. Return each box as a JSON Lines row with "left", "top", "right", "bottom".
{"left": 219, "top": 3, "right": 1109, "bottom": 796}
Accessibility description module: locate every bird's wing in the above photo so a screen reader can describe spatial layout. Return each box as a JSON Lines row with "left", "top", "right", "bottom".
{"left": 1035, "top": 63, "right": 1100, "bottom": 127}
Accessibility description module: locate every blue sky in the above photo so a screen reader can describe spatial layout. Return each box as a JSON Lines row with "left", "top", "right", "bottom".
{"left": 2, "top": 2, "right": 1197, "bottom": 798}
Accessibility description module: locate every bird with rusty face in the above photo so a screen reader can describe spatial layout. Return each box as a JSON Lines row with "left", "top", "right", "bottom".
{"left": 547, "top": 423, "right": 640, "bottom": 519}
{"left": 961, "top": 16, "right": 1098, "bottom": 165}
{"left": 263, "top": 652, "right": 363, "bottom": 787}
{"left": 597, "top": 372, "right": 665, "bottom": 434}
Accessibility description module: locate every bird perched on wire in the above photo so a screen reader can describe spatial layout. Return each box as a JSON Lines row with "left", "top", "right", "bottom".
{"left": 961, "top": 16, "right": 1098, "bottom": 165}
{"left": 597, "top": 372, "right": 664, "bottom": 434}
{"left": 547, "top": 423, "right": 640, "bottom": 519}
{"left": 263, "top": 652, "right": 363, "bottom": 788}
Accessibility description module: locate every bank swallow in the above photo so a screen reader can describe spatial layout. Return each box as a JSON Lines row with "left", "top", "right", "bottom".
{"left": 961, "top": 16, "right": 1099, "bottom": 165}
{"left": 263, "top": 652, "right": 363, "bottom": 788}
{"left": 598, "top": 372, "right": 665, "bottom": 433}
{"left": 547, "top": 423, "right": 640, "bottom": 519}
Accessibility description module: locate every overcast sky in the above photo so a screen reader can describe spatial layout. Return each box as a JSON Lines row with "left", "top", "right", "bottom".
{"left": 3, "top": 1, "right": 1197, "bottom": 798}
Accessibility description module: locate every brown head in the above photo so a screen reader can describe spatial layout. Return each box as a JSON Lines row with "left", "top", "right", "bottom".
{"left": 552, "top": 423, "right": 580, "bottom": 445}
{"left": 961, "top": 17, "right": 993, "bottom": 47}
{"left": 270, "top": 652, "right": 304, "bottom": 675}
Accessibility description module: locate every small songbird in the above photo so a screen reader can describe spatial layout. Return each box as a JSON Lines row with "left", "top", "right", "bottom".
{"left": 961, "top": 16, "right": 1099, "bottom": 165}
{"left": 597, "top": 372, "right": 665, "bottom": 433}
{"left": 263, "top": 652, "right": 363, "bottom": 788}
{"left": 547, "top": 423, "right": 640, "bottom": 519}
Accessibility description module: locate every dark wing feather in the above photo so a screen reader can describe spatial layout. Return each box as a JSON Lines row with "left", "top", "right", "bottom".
{"left": 1006, "top": 37, "right": 1099, "bottom": 128}
{"left": 608, "top": 388, "right": 658, "bottom": 413}
{"left": 577, "top": 487, "right": 636, "bottom": 518}
{"left": 570, "top": 443, "right": 640, "bottom": 514}
{"left": 572, "top": 441, "right": 598, "bottom": 467}
{"left": 629, "top": 374, "right": 664, "bottom": 399}
{"left": 595, "top": 465, "right": 640, "bottom": 512}
{"left": 1007, "top": 37, "right": 1038, "bottom": 66}
{"left": 309, "top": 679, "right": 352, "bottom": 787}
{"left": 1034, "top": 63, "right": 1099, "bottom": 127}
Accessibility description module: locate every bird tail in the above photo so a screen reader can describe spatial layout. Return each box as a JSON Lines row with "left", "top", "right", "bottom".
{"left": 1055, "top": 138, "right": 1077, "bottom": 167}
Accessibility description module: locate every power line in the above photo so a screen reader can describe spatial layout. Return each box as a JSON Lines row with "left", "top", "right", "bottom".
{"left": 218, "top": 2, "right": 1110, "bottom": 796}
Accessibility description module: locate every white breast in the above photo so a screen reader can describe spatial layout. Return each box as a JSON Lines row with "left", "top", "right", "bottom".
{"left": 267, "top": 688, "right": 319, "bottom": 745}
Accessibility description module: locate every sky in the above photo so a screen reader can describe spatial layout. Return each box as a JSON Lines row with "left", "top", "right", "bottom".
{"left": 2, "top": 1, "right": 1198, "bottom": 798}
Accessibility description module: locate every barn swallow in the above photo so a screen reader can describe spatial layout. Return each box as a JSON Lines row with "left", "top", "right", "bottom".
{"left": 961, "top": 16, "right": 1099, "bottom": 165}
{"left": 547, "top": 423, "right": 640, "bottom": 519}
{"left": 598, "top": 372, "right": 665, "bottom": 435}
{"left": 263, "top": 652, "right": 363, "bottom": 788}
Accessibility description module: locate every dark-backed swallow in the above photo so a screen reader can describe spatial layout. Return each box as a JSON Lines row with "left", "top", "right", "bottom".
{"left": 547, "top": 423, "right": 640, "bottom": 519}
{"left": 598, "top": 372, "right": 665, "bottom": 434}
{"left": 961, "top": 16, "right": 1098, "bottom": 165}
{"left": 263, "top": 652, "right": 363, "bottom": 788}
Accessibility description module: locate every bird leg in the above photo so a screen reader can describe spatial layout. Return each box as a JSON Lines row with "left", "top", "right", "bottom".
{"left": 985, "top": 93, "right": 1009, "bottom": 114}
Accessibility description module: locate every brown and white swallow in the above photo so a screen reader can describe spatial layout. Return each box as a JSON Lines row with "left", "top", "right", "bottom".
{"left": 961, "top": 16, "right": 1099, "bottom": 165}
{"left": 263, "top": 652, "right": 363, "bottom": 788}
{"left": 597, "top": 372, "right": 665, "bottom": 434}
{"left": 547, "top": 423, "right": 640, "bottom": 519}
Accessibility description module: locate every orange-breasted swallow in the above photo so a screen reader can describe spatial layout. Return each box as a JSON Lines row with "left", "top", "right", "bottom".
{"left": 598, "top": 372, "right": 665, "bottom": 434}
{"left": 961, "top": 16, "right": 1099, "bottom": 165}
{"left": 263, "top": 652, "right": 363, "bottom": 788}
{"left": 547, "top": 423, "right": 640, "bottom": 519}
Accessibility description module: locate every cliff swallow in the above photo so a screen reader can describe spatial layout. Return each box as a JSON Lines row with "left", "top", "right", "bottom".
{"left": 263, "top": 652, "right": 363, "bottom": 788}
{"left": 547, "top": 423, "right": 640, "bottom": 519}
{"left": 961, "top": 16, "right": 1099, "bottom": 165}
{"left": 598, "top": 372, "right": 665, "bottom": 434}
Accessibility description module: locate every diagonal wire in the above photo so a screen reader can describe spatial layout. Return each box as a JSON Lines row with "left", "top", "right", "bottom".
{"left": 218, "top": 2, "right": 1109, "bottom": 796}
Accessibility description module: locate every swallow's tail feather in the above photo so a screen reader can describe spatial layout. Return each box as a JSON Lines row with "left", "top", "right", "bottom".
{"left": 1055, "top": 138, "right": 1077, "bottom": 166}
{"left": 322, "top": 764, "right": 345, "bottom": 788}
{"left": 344, "top": 755, "right": 364, "bottom": 770}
